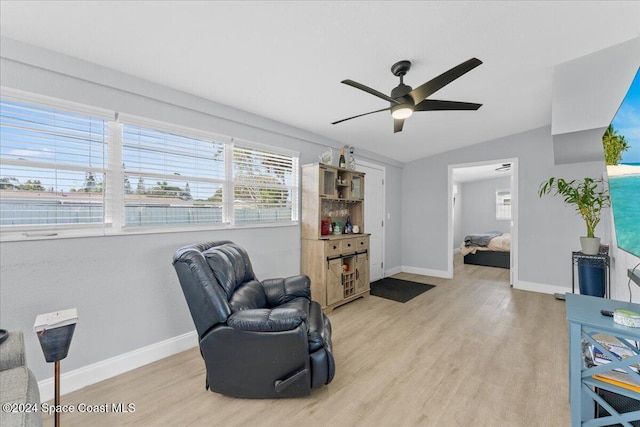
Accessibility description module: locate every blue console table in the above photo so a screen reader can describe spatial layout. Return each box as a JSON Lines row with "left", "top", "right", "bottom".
{"left": 566, "top": 293, "right": 640, "bottom": 426}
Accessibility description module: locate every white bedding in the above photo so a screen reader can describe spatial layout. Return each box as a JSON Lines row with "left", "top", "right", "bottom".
{"left": 460, "top": 233, "right": 510, "bottom": 256}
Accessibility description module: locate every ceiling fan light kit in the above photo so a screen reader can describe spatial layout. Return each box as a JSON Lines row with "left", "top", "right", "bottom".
{"left": 391, "top": 104, "right": 413, "bottom": 120}
{"left": 333, "top": 58, "right": 483, "bottom": 133}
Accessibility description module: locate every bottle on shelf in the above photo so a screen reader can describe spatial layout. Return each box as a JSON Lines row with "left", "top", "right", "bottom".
{"left": 339, "top": 147, "right": 346, "bottom": 168}
{"left": 348, "top": 146, "right": 356, "bottom": 170}
{"left": 345, "top": 215, "right": 352, "bottom": 234}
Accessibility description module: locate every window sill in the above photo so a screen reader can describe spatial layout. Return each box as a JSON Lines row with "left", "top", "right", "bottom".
{"left": 1, "top": 221, "right": 299, "bottom": 243}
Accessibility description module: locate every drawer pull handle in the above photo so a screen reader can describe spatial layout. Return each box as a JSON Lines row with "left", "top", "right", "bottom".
{"left": 333, "top": 245, "right": 337, "bottom": 250}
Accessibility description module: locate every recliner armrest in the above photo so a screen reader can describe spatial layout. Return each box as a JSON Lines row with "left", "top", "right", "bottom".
{"left": 227, "top": 307, "right": 306, "bottom": 332}
{"left": 262, "top": 275, "right": 311, "bottom": 307}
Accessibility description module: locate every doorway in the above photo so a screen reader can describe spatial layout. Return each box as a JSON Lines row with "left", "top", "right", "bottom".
{"left": 448, "top": 159, "right": 518, "bottom": 284}
{"left": 356, "top": 160, "right": 385, "bottom": 282}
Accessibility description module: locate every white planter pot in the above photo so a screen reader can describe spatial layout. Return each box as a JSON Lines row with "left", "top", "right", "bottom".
{"left": 580, "top": 237, "right": 601, "bottom": 255}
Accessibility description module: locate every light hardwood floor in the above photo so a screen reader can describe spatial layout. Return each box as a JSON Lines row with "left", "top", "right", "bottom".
{"left": 43, "top": 254, "right": 570, "bottom": 426}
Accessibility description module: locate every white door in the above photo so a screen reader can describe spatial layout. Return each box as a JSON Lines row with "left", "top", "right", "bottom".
{"left": 357, "top": 162, "right": 385, "bottom": 281}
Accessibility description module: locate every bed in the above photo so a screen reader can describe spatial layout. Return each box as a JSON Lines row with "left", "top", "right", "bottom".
{"left": 460, "top": 232, "right": 510, "bottom": 269}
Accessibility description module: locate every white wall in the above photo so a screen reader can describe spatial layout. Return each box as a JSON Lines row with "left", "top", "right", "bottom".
{"left": 0, "top": 37, "right": 405, "bottom": 392}
{"left": 460, "top": 176, "right": 511, "bottom": 239}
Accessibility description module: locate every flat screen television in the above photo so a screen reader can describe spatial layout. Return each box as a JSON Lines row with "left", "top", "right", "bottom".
{"left": 605, "top": 68, "right": 640, "bottom": 259}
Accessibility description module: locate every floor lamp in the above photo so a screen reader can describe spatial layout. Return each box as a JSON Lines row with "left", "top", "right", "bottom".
{"left": 34, "top": 308, "right": 78, "bottom": 427}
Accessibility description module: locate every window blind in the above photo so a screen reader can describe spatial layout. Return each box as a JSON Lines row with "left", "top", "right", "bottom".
{"left": 232, "top": 144, "right": 298, "bottom": 224}
{"left": 121, "top": 123, "right": 226, "bottom": 226}
{"left": 1, "top": 93, "right": 299, "bottom": 238}
{"left": 0, "top": 99, "right": 107, "bottom": 227}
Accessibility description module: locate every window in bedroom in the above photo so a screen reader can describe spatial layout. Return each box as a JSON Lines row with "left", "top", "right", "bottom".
{"left": 496, "top": 189, "right": 511, "bottom": 220}
{"left": 0, "top": 97, "right": 110, "bottom": 233}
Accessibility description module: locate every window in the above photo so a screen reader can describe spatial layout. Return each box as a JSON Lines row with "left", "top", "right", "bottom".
{"left": 496, "top": 189, "right": 511, "bottom": 220}
{"left": 121, "top": 122, "right": 226, "bottom": 227}
{"left": 0, "top": 93, "right": 299, "bottom": 240}
{"left": 0, "top": 98, "right": 108, "bottom": 230}
{"left": 233, "top": 143, "right": 298, "bottom": 224}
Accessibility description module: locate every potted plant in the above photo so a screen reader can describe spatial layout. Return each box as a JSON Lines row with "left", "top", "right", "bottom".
{"left": 538, "top": 177, "right": 610, "bottom": 254}
{"left": 538, "top": 177, "right": 610, "bottom": 297}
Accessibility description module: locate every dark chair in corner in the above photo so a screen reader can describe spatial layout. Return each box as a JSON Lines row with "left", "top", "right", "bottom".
{"left": 172, "top": 241, "right": 335, "bottom": 398}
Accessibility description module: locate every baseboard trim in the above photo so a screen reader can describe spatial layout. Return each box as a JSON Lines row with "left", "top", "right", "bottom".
{"left": 513, "top": 280, "right": 570, "bottom": 296}
{"left": 384, "top": 266, "right": 402, "bottom": 277}
{"left": 38, "top": 330, "right": 198, "bottom": 402}
{"left": 401, "top": 265, "right": 452, "bottom": 279}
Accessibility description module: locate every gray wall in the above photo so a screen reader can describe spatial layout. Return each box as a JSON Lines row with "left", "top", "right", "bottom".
{"left": 402, "top": 36, "right": 640, "bottom": 293}
{"left": 460, "top": 176, "right": 511, "bottom": 239}
{"left": 0, "top": 37, "right": 404, "bottom": 382}
{"left": 402, "top": 125, "right": 607, "bottom": 287}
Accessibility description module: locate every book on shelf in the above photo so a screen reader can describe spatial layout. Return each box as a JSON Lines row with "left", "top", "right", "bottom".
{"left": 593, "top": 372, "right": 640, "bottom": 393}
{"left": 589, "top": 334, "right": 640, "bottom": 372}
{"left": 586, "top": 334, "right": 640, "bottom": 392}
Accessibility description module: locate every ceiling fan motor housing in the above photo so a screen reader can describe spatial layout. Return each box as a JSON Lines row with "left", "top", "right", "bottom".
{"left": 390, "top": 61, "right": 414, "bottom": 118}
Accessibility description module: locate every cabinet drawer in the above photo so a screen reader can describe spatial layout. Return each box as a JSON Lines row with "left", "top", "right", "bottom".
{"left": 354, "top": 236, "right": 369, "bottom": 251}
{"left": 325, "top": 241, "right": 342, "bottom": 257}
{"left": 342, "top": 238, "right": 358, "bottom": 253}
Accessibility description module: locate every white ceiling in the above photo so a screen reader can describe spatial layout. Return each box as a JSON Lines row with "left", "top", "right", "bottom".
{"left": 1, "top": 1, "right": 638, "bottom": 164}
{"left": 453, "top": 163, "right": 512, "bottom": 183}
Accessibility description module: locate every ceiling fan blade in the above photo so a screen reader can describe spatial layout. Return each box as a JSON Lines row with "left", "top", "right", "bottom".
{"left": 331, "top": 107, "right": 390, "bottom": 125}
{"left": 394, "top": 119, "right": 404, "bottom": 133}
{"left": 342, "top": 80, "right": 401, "bottom": 105}
{"left": 414, "top": 99, "right": 482, "bottom": 112}
{"left": 408, "top": 58, "right": 483, "bottom": 105}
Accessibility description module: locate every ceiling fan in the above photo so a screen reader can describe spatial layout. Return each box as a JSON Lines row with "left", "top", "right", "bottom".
{"left": 332, "top": 58, "right": 483, "bottom": 133}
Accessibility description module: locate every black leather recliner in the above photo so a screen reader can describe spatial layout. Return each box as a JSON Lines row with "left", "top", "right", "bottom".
{"left": 172, "top": 241, "right": 335, "bottom": 398}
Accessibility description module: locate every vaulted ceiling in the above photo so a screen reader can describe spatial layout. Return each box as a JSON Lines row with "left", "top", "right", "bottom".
{"left": 1, "top": 1, "right": 638, "bottom": 163}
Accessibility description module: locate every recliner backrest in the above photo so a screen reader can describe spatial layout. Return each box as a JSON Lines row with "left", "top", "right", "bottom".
{"left": 202, "top": 243, "right": 257, "bottom": 299}
{"left": 172, "top": 241, "right": 235, "bottom": 338}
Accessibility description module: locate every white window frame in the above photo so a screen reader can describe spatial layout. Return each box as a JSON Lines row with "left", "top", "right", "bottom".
{"left": 0, "top": 89, "right": 299, "bottom": 241}
{"left": 1, "top": 89, "right": 115, "bottom": 241}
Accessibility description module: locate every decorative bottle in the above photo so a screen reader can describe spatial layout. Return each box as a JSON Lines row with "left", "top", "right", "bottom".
{"left": 339, "top": 148, "right": 346, "bottom": 168}
{"left": 345, "top": 215, "right": 352, "bottom": 234}
{"left": 348, "top": 146, "right": 356, "bottom": 170}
